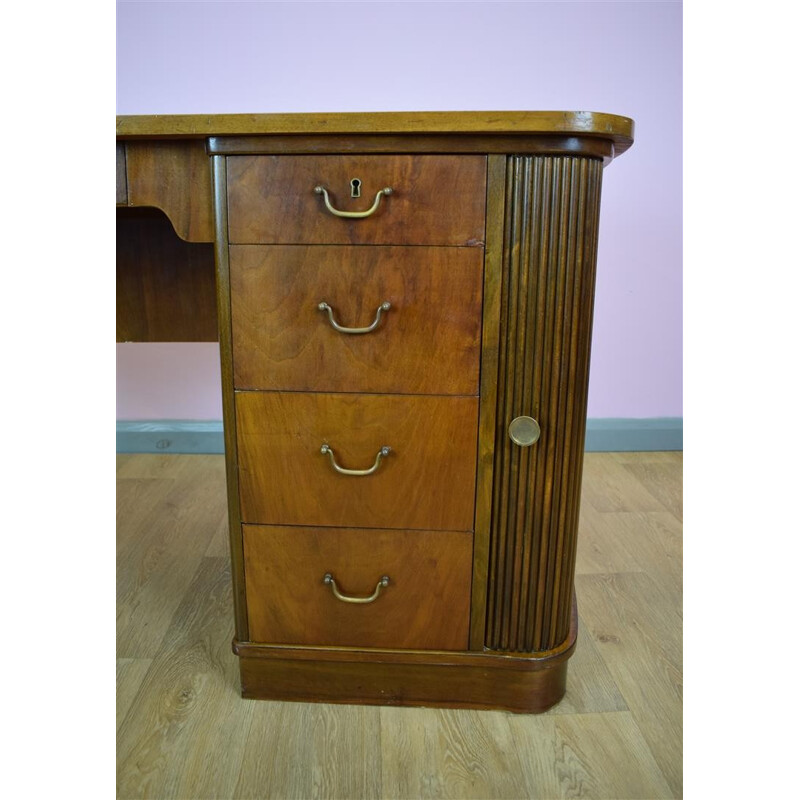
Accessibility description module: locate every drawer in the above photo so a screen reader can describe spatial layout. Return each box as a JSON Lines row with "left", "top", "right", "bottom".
{"left": 226, "top": 155, "right": 487, "bottom": 245}
{"left": 243, "top": 524, "right": 472, "bottom": 650}
{"left": 230, "top": 245, "right": 484, "bottom": 394}
{"left": 236, "top": 392, "right": 478, "bottom": 531}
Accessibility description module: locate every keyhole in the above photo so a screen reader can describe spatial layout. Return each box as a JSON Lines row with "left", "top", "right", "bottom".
{"left": 350, "top": 178, "right": 362, "bottom": 198}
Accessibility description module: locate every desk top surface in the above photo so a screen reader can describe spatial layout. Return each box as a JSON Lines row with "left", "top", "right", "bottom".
{"left": 116, "top": 110, "right": 634, "bottom": 154}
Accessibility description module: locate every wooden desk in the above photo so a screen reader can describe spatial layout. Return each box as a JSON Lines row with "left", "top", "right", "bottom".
{"left": 116, "top": 111, "right": 634, "bottom": 712}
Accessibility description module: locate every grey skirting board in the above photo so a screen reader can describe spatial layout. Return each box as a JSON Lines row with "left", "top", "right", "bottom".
{"left": 116, "top": 418, "right": 682, "bottom": 455}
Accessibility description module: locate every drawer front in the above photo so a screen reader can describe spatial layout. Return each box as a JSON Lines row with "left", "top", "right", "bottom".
{"left": 230, "top": 245, "right": 484, "bottom": 394}
{"left": 236, "top": 392, "right": 478, "bottom": 531}
{"left": 243, "top": 524, "right": 472, "bottom": 650}
{"left": 226, "top": 155, "right": 487, "bottom": 245}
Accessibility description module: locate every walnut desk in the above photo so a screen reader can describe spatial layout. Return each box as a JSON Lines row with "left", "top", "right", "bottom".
{"left": 116, "top": 111, "right": 635, "bottom": 712}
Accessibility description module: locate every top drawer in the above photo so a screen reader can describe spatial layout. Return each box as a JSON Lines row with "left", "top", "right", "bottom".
{"left": 226, "top": 155, "right": 487, "bottom": 245}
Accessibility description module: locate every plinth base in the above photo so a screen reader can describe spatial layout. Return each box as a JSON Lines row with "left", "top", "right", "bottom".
{"left": 232, "top": 595, "right": 577, "bottom": 714}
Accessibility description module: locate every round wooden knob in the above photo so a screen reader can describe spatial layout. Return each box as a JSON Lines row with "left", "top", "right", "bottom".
{"left": 508, "top": 416, "right": 541, "bottom": 447}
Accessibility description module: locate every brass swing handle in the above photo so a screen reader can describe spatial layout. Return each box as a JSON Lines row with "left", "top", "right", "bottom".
{"left": 320, "top": 444, "right": 391, "bottom": 476}
{"left": 317, "top": 301, "right": 391, "bottom": 334}
{"left": 314, "top": 185, "right": 392, "bottom": 218}
{"left": 323, "top": 573, "right": 390, "bottom": 604}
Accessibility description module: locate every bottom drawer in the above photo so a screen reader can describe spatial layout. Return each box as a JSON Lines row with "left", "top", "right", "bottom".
{"left": 243, "top": 524, "right": 472, "bottom": 651}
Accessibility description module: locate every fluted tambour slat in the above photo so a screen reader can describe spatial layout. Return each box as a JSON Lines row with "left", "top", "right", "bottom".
{"left": 486, "top": 155, "right": 603, "bottom": 653}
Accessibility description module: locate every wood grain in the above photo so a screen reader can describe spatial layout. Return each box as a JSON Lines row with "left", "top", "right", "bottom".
{"left": 235, "top": 391, "right": 478, "bottom": 531}
{"left": 544, "top": 626, "right": 627, "bottom": 715}
{"left": 116, "top": 457, "right": 228, "bottom": 658}
{"left": 615, "top": 451, "right": 684, "bottom": 520}
{"left": 581, "top": 451, "right": 669, "bottom": 513}
{"left": 506, "top": 711, "right": 673, "bottom": 799}
{"left": 117, "top": 557, "right": 254, "bottom": 800}
{"left": 243, "top": 524, "right": 472, "bottom": 650}
{"left": 238, "top": 653, "right": 569, "bottom": 714}
{"left": 116, "top": 658, "right": 152, "bottom": 732}
{"left": 470, "top": 154, "right": 506, "bottom": 648}
{"left": 576, "top": 571, "right": 682, "bottom": 797}
{"left": 116, "top": 143, "right": 127, "bottom": 204}
{"left": 116, "top": 110, "right": 635, "bottom": 158}
{"left": 233, "top": 600, "right": 574, "bottom": 712}
{"left": 226, "top": 154, "right": 486, "bottom": 246}
{"left": 116, "top": 208, "right": 217, "bottom": 342}
{"left": 380, "top": 707, "right": 672, "bottom": 799}
{"left": 229, "top": 244, "right": 484, "bottom": 394}
{"left": 379, "top": 707, "right": 529, "bottom": 798}
{"left": 212, "top": 154, "right": 249, "bottom": 642}
{"left": 117, "top": 451, "right": 681, "bottom": 799}
{"left": 126, "top": 140, "right": 214, "bottom": 242}
{"left": 116, "top": 453, "right": 198, "bottom": 479}
{"left": 235, "top": 701, "right": 382, "bottom": 799}
{"left": 207, "top": 133, "right": 615, "bottom": 161}
{"left": 203, "top": 515, "right": 231, "bottom": 558}
{"left": 485, "top": 156, "right": 603, "bottom": 653}
{"left": 576, "top": 508, "right": 683, "bottom": 591}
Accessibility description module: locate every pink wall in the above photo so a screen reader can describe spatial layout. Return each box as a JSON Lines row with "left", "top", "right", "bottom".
{"left": 116, "top": 0, "right": 681, "bottom": 420}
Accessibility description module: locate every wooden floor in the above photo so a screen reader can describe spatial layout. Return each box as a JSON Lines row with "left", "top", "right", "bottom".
{"left": 117, "top": 451, "right": 682, "bottom": 800}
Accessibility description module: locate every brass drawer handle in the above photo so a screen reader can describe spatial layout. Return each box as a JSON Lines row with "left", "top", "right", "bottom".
{"left": 317, "top": 301, "right": 391, "bottom": 334}
{"left": 323, "top": 573, "right": 390, "bottom": 604}
{"left": 314, "top": 185, "right": 392, "bottom": 218}
{"left": 320, "top": 444, "right": 391, "bottom": 476}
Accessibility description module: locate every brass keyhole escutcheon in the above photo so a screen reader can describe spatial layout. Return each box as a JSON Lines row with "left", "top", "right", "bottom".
{"left": 508, "top": 416, "right": 541, "bottom": 447}
{"left": 350, "top": 178, "right": 362, "bottom": 198}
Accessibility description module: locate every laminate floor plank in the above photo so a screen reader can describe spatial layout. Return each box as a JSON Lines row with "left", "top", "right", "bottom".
{"left": 612, "top": 450, "right": 683, "bottom": 466}
{"left": 116, "top": 452, "right": 683, "bottom": 799}
{"left": 204, "top": 515, "right": 231, "bottom": 558}
{"left": 575, "top": 572, "right": 683, "bottom": 797}
{"left": 379, "top": 706, "right": 528, "bottom": 799}
{"left": 116, "top": 457, "right": 219, "bottom": 575}
{"left": 506, "top": 710, "right": 674, "bottom": 799}
{"left": 546, "top": 621, "right": 628, "bottom": 715}
{"left": 234, "top": 701, "right": 382, "bottom": 799}
{"left": 117, "top": 557, "right": 253, "bottom": 800}
{"left": 116, "top": 658, "right": 153, "bottom": 733}
{"left": 116, "top": 453, "right": 199, "bottom": 480}
{"left": 116, "top": 478, "right": 171, "bottom": 529}
{"left": 117, "top": 457, "right": 228, "bottom": 658}
{"left": 581, "top": 453, "right": 669, "bottom": 513}
{"left": 613, "top": 450, "right": 682, "bottom": 467}
{"left": 576, "top": 509, "right": 683, "bottom": 590}
{"left": 617, "top": 454, "right": 683, "bottom": 521}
